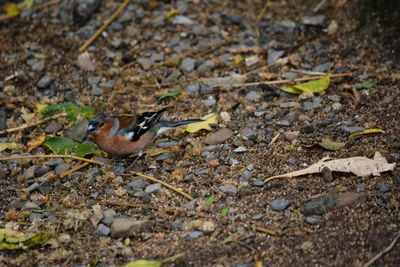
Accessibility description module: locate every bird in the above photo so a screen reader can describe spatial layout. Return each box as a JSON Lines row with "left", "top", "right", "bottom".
{"left": 86, "top": 107, "right": 202, "bottom": 157}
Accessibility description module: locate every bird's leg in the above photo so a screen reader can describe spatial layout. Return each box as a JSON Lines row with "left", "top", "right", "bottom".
{"left": 126, "top": 151, "right": 144, "bottom": 171}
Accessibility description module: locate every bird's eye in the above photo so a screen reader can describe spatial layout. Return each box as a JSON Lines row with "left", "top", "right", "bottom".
{"left": 98, "top": 121, "right": 105, "bottom": 127}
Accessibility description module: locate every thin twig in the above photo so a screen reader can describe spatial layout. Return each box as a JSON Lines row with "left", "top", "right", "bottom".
{"left": 0, "top": 154, "right": 103, "bottom": 165}
{"left": 233, "top": 73, "right": 352, "bottom": 88}
{"left": 313, "top": 0, "right": 328, "bottom": 12}
{"left": 61, "top": 161, "right": 91, "bottom": 177}
{"left": 0, "top": 0, "right": 63, "bottom": 22}
{"left": 79, "top": 0, "right": 130, "bottom": 52}
{"left": 363, "top": 231, "right": 400, "bottom": 267}
{"left": 129, "top": 171, "right": 194, "bottom": 200}
{"left": 268, "top": 133, "right": 281, "bottom": 146}
{"left": 239, "top": 222, "right": 276, "bottom": 236}
{"left": 0, "top": 113, "right": 68, "bottom": 135}
{"left": 256, "top": 0, "right": 269, "bottom": 22}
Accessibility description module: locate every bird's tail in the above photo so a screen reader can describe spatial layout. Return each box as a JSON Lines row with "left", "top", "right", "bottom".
{"left": 157, "top": 119, "right": 203, "bottom": 135}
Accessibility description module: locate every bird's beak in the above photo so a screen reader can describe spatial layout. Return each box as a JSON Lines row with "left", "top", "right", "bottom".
{"left": 87, "top": 124, "right": 96, "bottom": 134}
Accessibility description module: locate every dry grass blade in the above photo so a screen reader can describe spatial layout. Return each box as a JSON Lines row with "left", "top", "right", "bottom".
{"left": 0, "top": 113, "right": 68, "bottom": 135}
{"left": 129, "top": 171, "right": 194, "bottom": 200}
{"left": 239, "top": 222, "right": 276, "bottom": 236}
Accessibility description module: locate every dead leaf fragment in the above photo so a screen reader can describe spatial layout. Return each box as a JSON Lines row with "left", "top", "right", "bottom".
{"left": 265, "top": 152, "right": 396, "bottom": 182}
{"left": 28, "top": 136, "right": 47, "bottom": 152}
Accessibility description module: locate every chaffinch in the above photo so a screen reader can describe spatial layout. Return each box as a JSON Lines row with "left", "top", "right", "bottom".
{"left": 87, "top": 107, "right": 202, "bottom": 157}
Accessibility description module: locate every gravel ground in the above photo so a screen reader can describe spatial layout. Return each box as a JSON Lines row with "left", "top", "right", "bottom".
{"left": 0, "top": 0, "right": 399, "bottom": 266}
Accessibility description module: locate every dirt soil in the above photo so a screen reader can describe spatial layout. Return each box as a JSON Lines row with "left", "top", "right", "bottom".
{"left": 0, "top": 0, "right": 399, "bottom": 266}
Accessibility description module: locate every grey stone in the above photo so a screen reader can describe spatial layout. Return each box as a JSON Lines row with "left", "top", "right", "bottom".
{"left": 45, "top": 158, "right": 65, "bottom": 167}
{"left": 87, "top": 76, "right": 101, "bottom": 86}
{"left": 126, "top": 179, "right": 146, "bottom": 192}
{"left": 23, "top": 166, "right": 36, "bottom": 179}
{"left": 32, "top": 60, "right": 45, "bottom": 72}
{"left": 94, "top": 223, "right": 110, "bottom": 236}
{"left": 171, "top": 219, "right": 183, "bottom": 231}
{"left": 91, "top": 87, "right": 104, "bottom": 96}
{"left": 26, "top": 182, "right": 39, "bottom": 192}
{"left": 204, "top": 128, "right": 233, "bottom": 145}
{"left": 269, "top": 199, "right": 290, "bottom": 211}
{"left": 303, "top": 101, "right": 318, "bottom": 111}
{"left": 102, "top": 210, "right": 116, "bottom": 225}
{"left": 197, "top": 60, "right": 215, "bottom": 73}
{"left": 275, "top": 20, "right": 296, "bottom": 34}
{"left": 99, "top": 80, "right": 115, "bottom": 90}
{"left": 240, "top": 128, "right": 256, "bottom": 139}
{"left": 152, "top": 15, "right": 165, "bottom": 27}
{"left": 145, "top": 183, "right": 162, "bottom": 194}
{"left": 111, "top": 218, "right": 154, "bottom": 238}
{"left": 341, "top": 125, "right": 365, "bottom": 134}
{"left": 267, "top": 49, "right": 285, "bottom": 65}
{"left": 247, "top": 164, "right": 254, "bottom": 171}
{"left": 240, "top": 171, "right": 251, "bottom": 182}
{"left": 29, "top": 213, "right": 43, "bottom": 222}
{"left": 180, "top": 57, "right": 196, "bottom": 72}
{"left": 313, "top": 62, "right": 334, "bottom": 72}
{"left": 288, "top": 158, "right": 297, "bottom": 164}
{"left": 219, "top": 184, "right": 237, "bottom": 195}
{"left": 137, "top": 58, "right": 153, "bottom": 70}
{"left": 150, "top": 52, "right": 164, "bottom": 62}
{"left": 55, "top": 163, "right": 70, "bottom": 175}
{"left": 186, "top": 84, "right": 200, "bottom": 94}
{"left": 301, "top": 15, "right": 325, "bottom": 25}
{"left": 182, "top": 231, "right": 203, "bottom": 240}
{"left": 305, "top": 215, "right": 322, "bottom": 225}
{"left": 203, "top": 98, "right": 216, "bottom": 107}
{"left": 303, "top": 195, "right": 337, "bottom": 215}
{"left": 283, "top": 72, "right": 298, "bottom": 79}
{"left": 45, "top": 122, "right": 63, "bottom": 133}
{"left": 229, "top": 158, "right": 240, "bottom": 165}
{"left": 234, "top": 146, "right": 247, "bottom": 153}
{"left": 66, "top": 120, "right": 89, "bottom": 142}
{"left": 323, "top": 106, "right": 332, "bottom": 113}
{"left": 382, "top": 96, "right": 394, "bottom": 105}
{"left": 37, "top": 75, "right": 52, "bottom": 89}
{"left": 276, "top": 120, "right": 290, "bottom": 127}
{"left": 200, "top": 86, "right": 214, "bottom": 94}
{"left": 77, "top": 54, "right": 96, "bottom": 71}
{"left": 245, "top": 91, "right": 262, "bottom": 101}
{"left": 173, "top": 15, "right": 195, "bottom": 25}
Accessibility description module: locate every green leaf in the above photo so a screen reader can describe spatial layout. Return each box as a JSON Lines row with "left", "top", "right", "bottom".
{"left": 355, "top": 81, "right": 375, "bottom": 90}
{"left": 220, "top": 206, "right": 229, "bottom": 215}
{"left": 349, "top": 128, "right": 385, "bottom": 139}
{"left": 43, "top": 137, "right": 102, "bottom": 157}
{"left": 158, "top": 90, "right": 183, "bottom": 101}
{"left": 0, "top": 142, "right": 18, "bottom": 152}
{"left": 0, "top": 229, "right": 51, "bottom": 250}
{"left": 280, "top": 76, "right": 330, "bottom": 94}
{"left": 222, "top": 236, "right": 236, "bottom": 244}
{"left": 38, "top": 102, "right": 95, "bottom": 121}
{"left": 205, "top": 194, "right": 215, "bottom": 205}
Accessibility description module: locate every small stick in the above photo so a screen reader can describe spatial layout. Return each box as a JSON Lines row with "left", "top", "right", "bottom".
{"left": 129, "top": 171, "right": 194, "bottom": 200}
{"left": 0, "top": 113, "right": 68, "bottom": 135}
{"left": 0, "top": 154, "right": 103, "bottom": 165}
{"left": 233, "top": 73, "right": 352, "bottom": 88}
{"left": 363, "top": 231, "right": 400, "bottom": 267}
{"left": 79, "top": 0, "right": 130, "bottom": 52}
{"left": 256, "top": 0, "right": 269, "bottom": 22}
{"left": 239, "top": 222, "right": 276, "bottom": 236}
{"left": 268, "top": 133, "right": 281, "bottom": 146}
{"left": 313, "top": 0, "right": 328, "bottom": 12}
{"left": 61, "top": 161, "right": 91, "bottom": 177}
{"left": 291, "top": 69, "right": 327, "bottom": 76}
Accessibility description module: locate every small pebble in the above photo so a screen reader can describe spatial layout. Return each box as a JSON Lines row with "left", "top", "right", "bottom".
{"left": 376, "top": 182, "right": 390, "bottom": 193}
{"left": 269, "top": 199, "right": 290, "bottom": 211}
{"left": 219, "top": 184, "right": 237, "bottom": 195}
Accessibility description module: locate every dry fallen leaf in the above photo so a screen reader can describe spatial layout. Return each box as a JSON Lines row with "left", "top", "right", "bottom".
{"left": 185, "top": 113, "right": 218, "bottom": 133}
{"left": 20, "top": 107, "right": 36, "bottom": 123}
{"left": 28, "top": 136, "right": 47, "bottom": 152}
{"left": 265, "top": 152, "right": 396, "bottom": 183}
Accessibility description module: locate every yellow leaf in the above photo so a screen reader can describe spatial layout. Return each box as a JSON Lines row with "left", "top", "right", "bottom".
{"left": 0, "top": 143, "right": 17, "bottom": 152}
{"left": 185, "top": 113, "right": 218, "bottom": 133}
{"left": 281, "top": 76, "right": 330, "bottom": 94}
{"left": 145, "top": 148, "right": 171, "bottom": 157}
{"left": 5, "top": 4, "right": 20, "bottom": 16}
{"left": 233, "top": 55, "right": 244, "bottom": 66}
{"left": 35, "top": 104, "right": 48, "bottom": 113}
{"left": 123, "top": 253, "right": 185, "bottom": 267}
{"left": 349, "top": 129, "right": 385, "bottom": 139}
{"left": 165, "top": 9, "right": 181, "bottom": 18}
{"left": 28, "top": 136, "right": 47, "bottom": 152}
{"left": 280, "top": 86, "right": 303, "bottom": 94}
